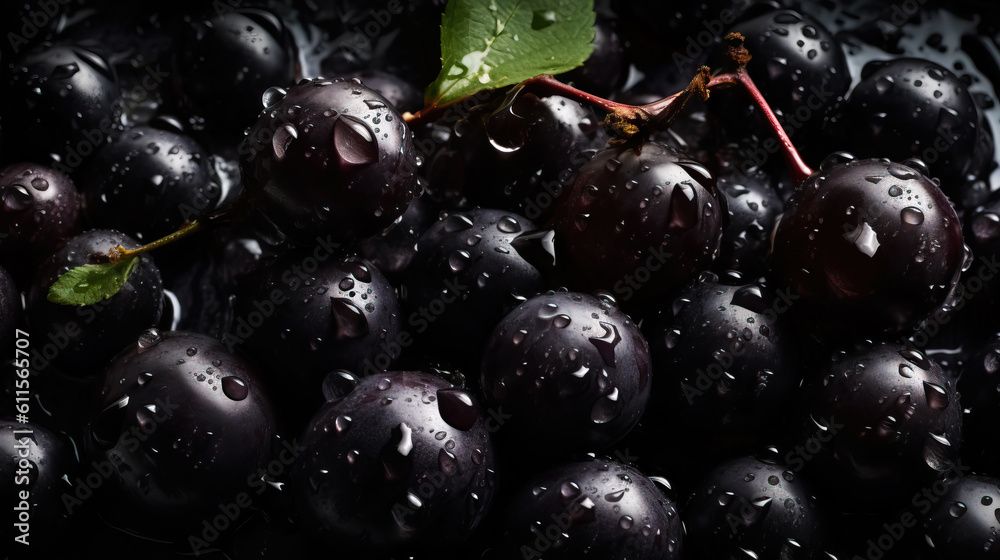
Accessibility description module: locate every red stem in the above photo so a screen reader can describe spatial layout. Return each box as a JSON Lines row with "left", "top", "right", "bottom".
{"left": 708, "top": 71, "right": 815, "bottom": 185}
{"left": 404, "top": 69, "right": 815, "bottom": 186}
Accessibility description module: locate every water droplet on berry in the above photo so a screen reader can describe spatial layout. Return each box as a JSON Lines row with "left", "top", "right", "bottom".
{"left": 262, "top": 86, "right": 286, "bottom": 108}
{"left": 333, "top": 115, "right": 378, "bottom": 166}
{"left": 272, "top": 123, "right": 297, "bottom": 161}
{"left": 221, "top": 376, "right": 249, "bottom": 401}
{"left": 901, "top": 207, "right": 924, "bottom": 225}
{"left": 136, "top": 328, "right": 162, "bottom": 351}
{"left": 437, "top": 388, "right": 479, "bottom": 431}
{"left": 2, "top": 184, "right": 33, "bottom": 210}
{"left": 329, "top": 298, "right": 369, "bottom": 340}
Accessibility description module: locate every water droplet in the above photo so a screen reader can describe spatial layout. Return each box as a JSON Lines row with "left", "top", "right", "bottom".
{"left": 439, "top": 448, "right": 459, "bottom": 475}
{"left": 443, "top": 214, "right": 474, "bottom": 232}
{"left": 437, "top": 388, "right": 479, "bottom": 431}
{"left": 333, "top": 115, "right": 378, "bottom": 166}
{"left": 899, "top": 348, "right": 931, "bottom": 369}
{"left": 272, "top": 123, "right": 297, "bottom": 161}
{"left": 186, "top": 347, "right": 197, "bottom": 357}
{"left": 221, "top": 376, "right": 248, "bottom": 401}
{"left": 2, "top": 184, "right": 33, "bottom": 210}
{"left": 949, "top": 501, "right": 967, "bottom": 518}
{"left": 843, "top": 221, "right": 880, "bottom": 257}
{"left": 261, "top": 86, "right": 286, "bottom": 108}
{"left": 136, "top": 328, "right": 162, "bottom": 351}
{"left": 52, "top": 62, "right": 80, "bottom": 80}
{"left": 591, "top": 387, "right": 622, "bottom": 423}
{"left": 589, "top": 322, "right": 622, "bottom": 367}
{"left": 322, "top": 370, "right": 360, "bottom": 401}
{"left": 488, "top": 214, "right": 521, "bottom": 234}
{"left": 560, "top": 481, "right": 581, "bottom": 499}
{"left": 30, "top": 177, "right": 49, "bottom": 191}
{"left": 531, "top": 9, "right": 556, "bottom": 29}
{"left": 923, "top": 381, "right": 949, "bottom": 409}
{"left": 553, "top": 314, "right": 571, "bottom": 328}
{"left": 619, "top": 515, "right": 634, "bottom": 529}
{"left": 668, "top": 183, "right": 699, "bottom": 231}
{"left": 334, "top": 414, "right": 352, "bottom": 433}
{"left": 901, "top": 207, "right": 925, "bottom": 226}
{"left": 329, "top": 298, "right": 369, "bottom": 340}
{"left": 605, "top": 489, "right": 626, "bottom": 502}
{"left": 448, "top": 250, "right": 472, "bottom": 272}
{"left": 899, "top": 364, "right": 914, "bottom": 378}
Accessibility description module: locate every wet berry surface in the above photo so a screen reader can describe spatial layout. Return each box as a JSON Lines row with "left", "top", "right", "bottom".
{"left": 0, "top": 2, "right": 999, "bottom": 559}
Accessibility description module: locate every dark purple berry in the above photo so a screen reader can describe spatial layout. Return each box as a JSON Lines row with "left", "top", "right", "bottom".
{"left": 84, "top": 329, "right": 279, "bottom": 542}
{"left": 497, "top": 459, "right": 682, "bottom": 560}
{"left": 239, "top": 78, "right": 418, "bottom": 245}
{"left": 292, "top": 370, "right": 496, "bottom": 551}
{"left": 480, "top": 291, "right": 651, "bottom": 456}
{"left": 26, "top": 229, "right": 163, "bottom": 372}
{"left": 771, "top": 156, "right": 965, "bottom": 340}
{"left": 551, "top": 141, "right": 726, "bottom": 307}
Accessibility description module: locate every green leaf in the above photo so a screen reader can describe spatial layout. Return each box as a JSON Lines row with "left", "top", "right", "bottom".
{"left": 47, "top": 257, "right": 140, "bottom": 306}
{"left": 426, "top": 0, "right": 595, "bottom": 108}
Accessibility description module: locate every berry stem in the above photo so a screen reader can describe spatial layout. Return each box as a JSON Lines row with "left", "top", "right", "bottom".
{"left": 94, "top": 200, "right": 244, "bottom": 264}
{"left": 708, "top": 70, "right": 815, "bottom": 185}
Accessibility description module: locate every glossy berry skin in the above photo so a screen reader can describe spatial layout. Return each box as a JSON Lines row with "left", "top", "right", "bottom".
{"left": 239, "top": 78, "right": 418, "bottom": 245}
{"left": 359, "top": 193, "right": 436, "bottom": 282}
{"left": 0, "top": 422, "right": 75, "bottom": 559}
{"left": 921, "top": 475, "right": 1000, "bottom": 558}
{"left": 480, "top": 291, "right": 651, "bottom": 456}
{"left": 292, "top": 371, "right": 496, "bottom": 551}
{"left": 402, "top": 209, "right": 545, "bottom": 369}
{"left": 800, "top": 342, "right": 963, "bottom": 510}
{"left": 845, "top": 58, "right": 981, "bottom": 190}
{"left": 0, "top": 162, "right": 80, "bottom": 278}
{"left": 431, "top": 94, "right": 602, "bottom": 221}
{"left": 2, "top": 44, "right": 120, "bottom": 162}
{"left": 497, "top": 459, "right": 681, "bottom": 560}
{"left": 347, "top": 70, "right": 423, "bottom": 115}
{"left": 712, "top": 153, "right": 784, "bottom": 276}
{"left": 551, "top": 142, "right": 725, "bottom": 307}
{"left": 644, "top": 271, "right": 799, "bottom": 448}
{"left": 85, "top": 329, "right": 278, "bottom": 542}
{"left": 770, "top": 157, "right": 965, "bottom": 340}
{"left": 172, "top": 8, "right": 298, "bottom": 136}
{"left": 227, "top": 254, "right": 401, "bottom": 396}
{"left": 956, "top": 337, "right": 1000, "bottom": 471}
{"left": 78, "top": 126, "right": 222, "bottom": 241}
{"left": 712, "top": 9, "right": 849, "bottom": 151}
{"left": 27, "top": 229, "right": 163, "bottom": 373}
{"left": 683, "top": 453, "right": 829, "bottom": 560}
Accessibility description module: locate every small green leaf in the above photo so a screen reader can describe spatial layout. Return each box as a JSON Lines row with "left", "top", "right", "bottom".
{"left": 426, "top": 0, "right": 595, "bottom": 108}
{"left": 47, "top": 257, "right": 140, "bottom": 306}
